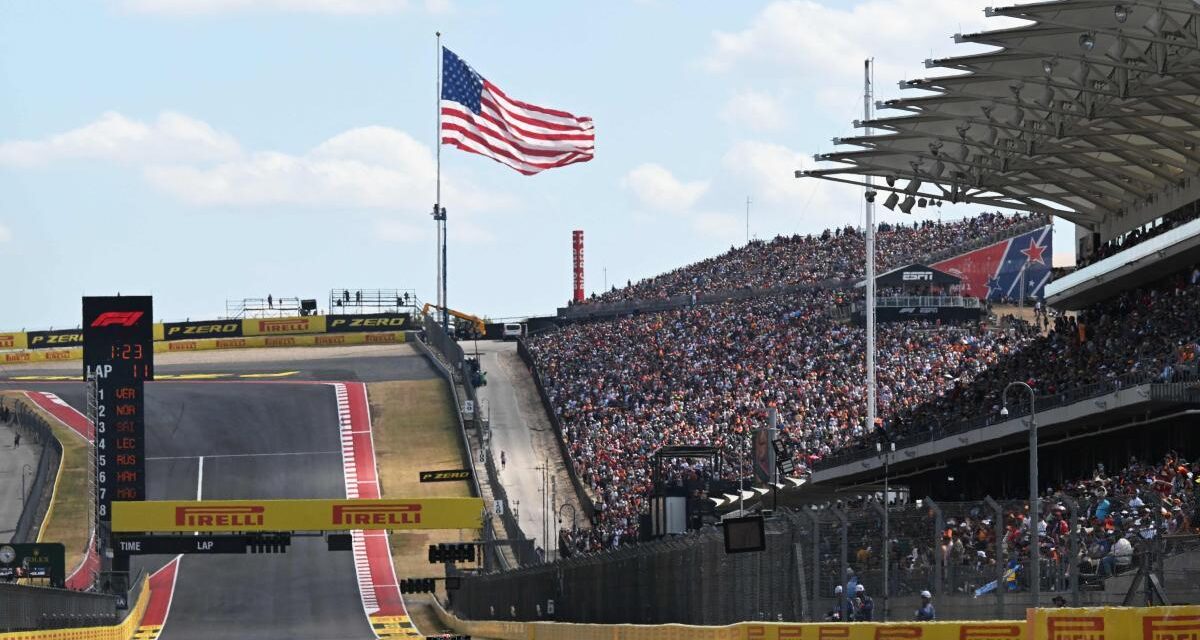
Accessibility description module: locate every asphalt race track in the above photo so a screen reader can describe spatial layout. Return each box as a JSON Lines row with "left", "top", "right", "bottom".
{"left": 144, "top": 382, "right": 373, "bottom": 640}
{"left": 0, "top": 349, "right": 444, "bottom": 639}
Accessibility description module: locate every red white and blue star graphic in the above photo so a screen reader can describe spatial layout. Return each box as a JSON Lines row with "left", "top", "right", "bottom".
{"left": 934, "top": 225, "right": 1053, "bottom": 301}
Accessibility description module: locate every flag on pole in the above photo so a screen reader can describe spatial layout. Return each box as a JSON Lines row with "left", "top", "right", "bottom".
{"left": 440, "top": 47, "right": 594, "bottom": 175}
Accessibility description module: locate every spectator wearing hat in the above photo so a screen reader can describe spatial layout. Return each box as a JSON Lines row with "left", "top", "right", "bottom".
{"left": 914, "top": 591, "right": 935, "bottom": 621}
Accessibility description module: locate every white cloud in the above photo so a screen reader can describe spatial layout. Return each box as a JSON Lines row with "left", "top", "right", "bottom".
{"left": 0, "top": 112, "right": 240, "bottom": 168}
{"left": 0, "top": 223, "right": 11, "bottom": 243}
{"left": 722, "top": 140, "right": 810, "bottom": 204}
{"left": 119, "top": 0, "right": 421, "bottom": 15}
{"left": 143, "top": 125, "right": 511, "bottom": 215}
{"left": 704, "top": 0, "right": 1020, "bottom": 110}
{"left": 721, "top": 90, "right": 787, "bottom": 131}
{"left": 621, "top": 163, "right": 708, "bottom": 213}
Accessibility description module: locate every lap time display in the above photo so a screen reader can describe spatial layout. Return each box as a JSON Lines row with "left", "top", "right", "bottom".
{"left": 83, "top": 297, "right": 154, "bottom": 522}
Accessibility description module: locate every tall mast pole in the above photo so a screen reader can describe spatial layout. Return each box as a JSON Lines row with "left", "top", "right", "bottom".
{"left": 864, "top": 57, "right": 885, "bottom": 621}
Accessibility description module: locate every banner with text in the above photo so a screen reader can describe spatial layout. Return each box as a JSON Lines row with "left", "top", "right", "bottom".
{"left": 241, "top": 315, "right": 326, "bottom": 337}
{"left": 0, "top": 332, "right": 27, "bottom": 351}
{"left": 26, "top": 329, "right": 83, "bottom": 350}
{"left": 112, "top": 497, "right": 484, "bottom": 532}
{"left": 326, "top": 313, "right": 411, "bottom": 333}
{"left": 162, "top": 319, "right": 244, "bottom": 341}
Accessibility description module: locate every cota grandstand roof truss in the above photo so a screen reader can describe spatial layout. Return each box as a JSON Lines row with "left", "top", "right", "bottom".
{"left": 800, "top": 0, "right": 1200, "bottom": 227}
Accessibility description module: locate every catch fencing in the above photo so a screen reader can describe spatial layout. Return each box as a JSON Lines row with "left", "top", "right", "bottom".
{"left": 1, "top": 398, "right": 63, "bottom": 544}
{"left": 451, "top": 498, "right": 1200, "bottom": 625}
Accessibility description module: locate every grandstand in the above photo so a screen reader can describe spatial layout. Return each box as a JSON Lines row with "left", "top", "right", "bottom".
{"left": 488, "top": 0, "right": 1200, "bottom": 625}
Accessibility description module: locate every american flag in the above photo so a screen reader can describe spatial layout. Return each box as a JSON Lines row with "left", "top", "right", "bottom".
{"left": 440, "top": 47, "right": 594, "bottom": 175}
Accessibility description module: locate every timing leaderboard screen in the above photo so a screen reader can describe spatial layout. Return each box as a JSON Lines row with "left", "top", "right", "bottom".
{"left": 83, "top": 296, "right": 154, "bottom": 521}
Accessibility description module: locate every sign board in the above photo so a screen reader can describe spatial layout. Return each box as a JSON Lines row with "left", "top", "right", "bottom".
{"left": 83, "top": 296, "right": 154, "bottom": 521}
{"left": 111, "top": 498, "right": 485, "bottom": 533}
{"left": 0, "top": 543, "right": 65, "bottom": 587}
{"left": 114, "top": 534, "right": 249, "bottom": 555}
{"left": 419, "top": 469, "right": 473, "bottom": 483}
{"left": 462, "top": 400, "right": 475, "bottom": 418}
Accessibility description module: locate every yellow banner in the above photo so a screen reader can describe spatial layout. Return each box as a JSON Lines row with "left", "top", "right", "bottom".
{"left": 1028, "top": 605, "right": 1200, "bottom": 640}
{"left": 0, "top": 332, "right": 27, "bottom": 351}
{"left": 112, "top": 497, "right": 483, "bottom": 532}
{"left": 152, "top": 323, "right": 165, "bottom": 341}
{"left": 241, "top": 315, "right": 326, "bottom": 337}
{"left": 153, "top": 331, "right": 405, "bottom": 353}
{"left": 1, "top": 348, "right": 80, "bottom": 365}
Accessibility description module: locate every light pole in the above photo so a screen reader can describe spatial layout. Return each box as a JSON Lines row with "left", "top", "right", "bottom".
{"left": 875, "top": 441, "right": 894, "bottom": 621}
{"left": 1001, "top": 381, "right": 1038, "bottom": 605}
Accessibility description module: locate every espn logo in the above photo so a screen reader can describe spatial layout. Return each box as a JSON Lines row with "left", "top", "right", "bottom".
{"left": 1144, "top": 615, "right": 1200, "bottom": 640}
{"left": 331, "top": 503, "right": 422, "bottom": 526}
{"left": 1046, "top": 616, "right": 1104, "bottom": 640}
{"left": 175, "top": 505, "right": 265, "bottom": 528}
{"left": 91, "top": 311, "right": 144, "bottom": 328}
{"left": 257, "top": 319, "right": 310, "bottom": 333}
{"left": 902, "top": 271, "right": 934, "bottom": 281}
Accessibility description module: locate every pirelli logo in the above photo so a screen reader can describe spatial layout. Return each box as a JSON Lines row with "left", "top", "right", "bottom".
{"left": 3, "top": 352, "right": 31, "bottom": 363}
{"left": 0, "top": 335, "right": 14, "bottom": 348}
{"left": 1144, "top": 615, "right": 1200, "bottom": 640}
{"left": 257, "top": 319, "right": 311, "bottom": 333}
{"left": 331, "top": 502, "right": 421, "bottom": 526}
{"left": 43, "top": 350, "right": 74, "bottom": 361}
{"left": 746, "top": 623, "right": 1023, "bottom": 639}
{"left": 365, "top": 333, "right": 400, "bottom": 344}
{"left": 315, "top": 335, "right": 346, "bottom": 345}
{"left": 175, "top": 505, "right": 265, "bottom": 528}
{"left": 1047, "top": 617, "right": 1105, "bottom": 640}
{"left": 169, "top": 342, "right": 199, "bottom": 351}
{"left": 959, "top": 625, "right": 1022, "bottom": 639}
{"left": 215, "top": 339, "right": 247, "bottom": 349}
{"left": 264, "top": 337, "right": 296, "bottom": 347}
{"left": 419, "top": 469, "right": 472, "bottom": 483}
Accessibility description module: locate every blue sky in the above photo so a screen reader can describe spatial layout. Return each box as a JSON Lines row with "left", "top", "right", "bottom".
{"left": 0, "top": 0, "right": 1072, "bottom": 329}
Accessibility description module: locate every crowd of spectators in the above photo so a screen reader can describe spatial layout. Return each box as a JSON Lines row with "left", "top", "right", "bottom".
{"left": 575, "top": 212, "right": 1044, "bottom": 306}
{"left": 865, "top": 452, "right": 1200, "bottom": 597}
{"left": 875, "top": 266, "right": 1200, "bottom": 452}
{"left": 533, "top": 290, "right": 1038, "bottom": 552}
{"left": 1079, "top": 206, "right": 1200, "bottom": 268}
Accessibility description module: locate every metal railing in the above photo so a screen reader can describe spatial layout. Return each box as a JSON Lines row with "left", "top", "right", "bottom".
{"left": 1, "top": 398, "right": 63, "bottom": 545}
{"left": 814, "top": 372, "right": 1199, "bottom": 472}
{"left": 328, "top": 288, "right": 419, "bottom": 314}
{"left": 0, "top": 584, "right": 118, "bottom": 632}
{"left": 451, "top": 497, "right": 1200, "bottom": 625}
{"left": 872, "top": 296, "right": 980, "bottom": 308}
{"left": 559, "top": 278, "right": 853, "bottom": 322}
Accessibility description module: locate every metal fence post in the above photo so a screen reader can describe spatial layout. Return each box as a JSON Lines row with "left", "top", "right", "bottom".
{"left": 833, "top": 507, "right": 849, "bottom": 603}
{"left": 803, "top": 509, "right": 821, "bottom": 621}
{"left": 868, "top": 499, "right": 888, "bottom": 620}
{"left": 1060, "top": 494, "right": 1081, "bottom": 607}
{"left": 926, "top": 498, "right": 943, "bottom": 596}
{"left": 984, "top": 496, "right": 1006, "bottom": 619}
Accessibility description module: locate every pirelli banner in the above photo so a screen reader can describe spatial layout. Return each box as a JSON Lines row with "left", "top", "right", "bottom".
{"left": 154, "top": 331, "right": 405, "bottom": 354}
{"left": 1028, "top": 605, "right": 1200, "bottom": 640}
{"left": 2, "top": 348, "right": 80, "bottom": 364}
{"left": 0, "top": 332, "right": 27, "bottom": 351}
{"left": 111, "top": 497, "right": 484, "bottom": 533}
{"left": 242, "top": 315, "right": 327, "bottom": 337}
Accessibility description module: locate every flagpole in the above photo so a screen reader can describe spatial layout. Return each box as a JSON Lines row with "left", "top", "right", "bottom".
{"left": 433, "top": 32, "right": 448, "bottom": 332}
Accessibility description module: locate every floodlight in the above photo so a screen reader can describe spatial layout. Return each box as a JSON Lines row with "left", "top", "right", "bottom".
{"left": 883, "top": 193, "right": 899, "bottom": 210}
{"left": 899, "top": 196, "right": 916, "bottom": 214}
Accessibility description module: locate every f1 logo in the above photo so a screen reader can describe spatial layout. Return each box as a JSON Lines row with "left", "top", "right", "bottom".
{"left": 91, "top": 311, "right": 144, "bottom": 328}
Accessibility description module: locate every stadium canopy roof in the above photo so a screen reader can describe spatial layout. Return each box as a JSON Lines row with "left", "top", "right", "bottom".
{"left": 798, "top": 0, "right": 1200, "bottom": 228}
